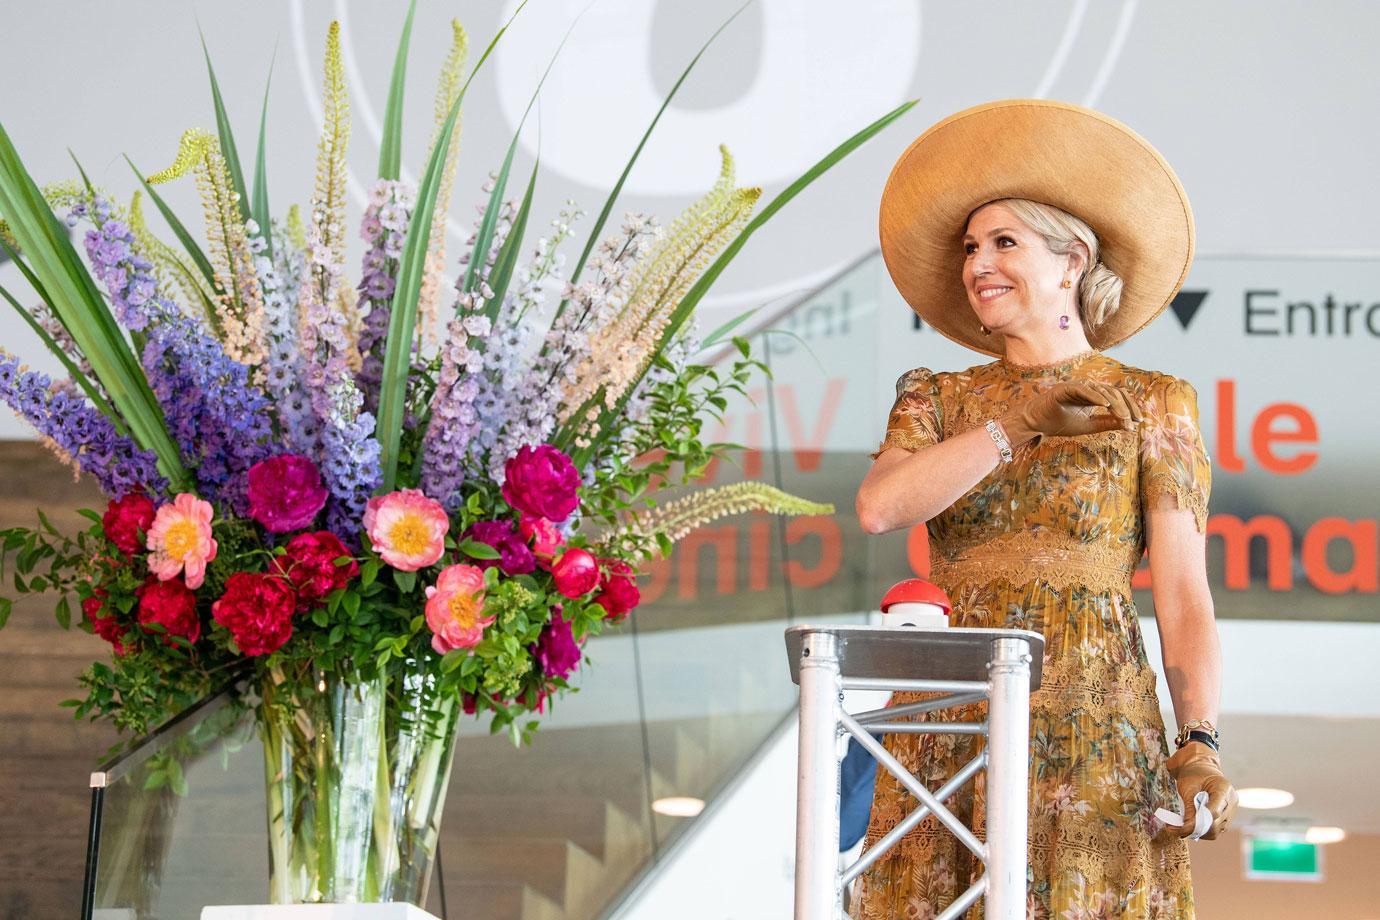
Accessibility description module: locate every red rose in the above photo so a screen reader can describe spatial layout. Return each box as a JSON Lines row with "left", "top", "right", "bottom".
{"left": 137, "top": 576, "right": 201, "bottom": 646}
{"left": 271, "top": 531, "right": 358, "bottom": 608}
{"left": 551, "top": 547, "right": 600, "bottom": 598}
{"left": 102, "top": 492, "right": 156, "bottom": 557}
{"left": 212, "top": 572, "right": 296, "bottom": 657}
{"left": 83, "top": 590, "right": 129, "bottom": 656}
{"left": 594, "top": 559, "right": 641, "bottom": 621}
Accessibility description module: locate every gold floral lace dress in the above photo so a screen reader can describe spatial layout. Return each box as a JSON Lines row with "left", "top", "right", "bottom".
{"left": 853, "top": 350, "right": 1210, "bottom": 920}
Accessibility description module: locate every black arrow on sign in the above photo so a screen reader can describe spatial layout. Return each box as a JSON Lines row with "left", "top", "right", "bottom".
{"left": 1169, "top": 290, "right": 1208, "bottom": 331}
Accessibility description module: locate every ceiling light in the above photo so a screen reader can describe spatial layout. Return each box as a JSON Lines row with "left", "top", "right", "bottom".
{"left": 652, "top": 796, "right": 705, "bottom": 817}
{"left": 1237, "top": 787, "right": 1294, "bottom": 810}
{"left": 1304, "top": 826, "right": 1345, "bottom": 845}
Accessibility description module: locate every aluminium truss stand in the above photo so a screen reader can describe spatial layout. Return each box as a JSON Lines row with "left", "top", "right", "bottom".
{"left": 786, "top": 625, "right": 1044, "bottom": 920}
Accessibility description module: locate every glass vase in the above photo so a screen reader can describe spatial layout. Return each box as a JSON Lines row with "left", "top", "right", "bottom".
{"left": 257, "top": 661, "right": 460, "bottom": 904}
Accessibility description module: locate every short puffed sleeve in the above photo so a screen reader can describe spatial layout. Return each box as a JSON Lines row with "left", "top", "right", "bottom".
{"left": 1138, "top": 374, "right": 1211, "bottom": 533}
{"left": 871, "top": 367, "right": 943, "bottom": 460}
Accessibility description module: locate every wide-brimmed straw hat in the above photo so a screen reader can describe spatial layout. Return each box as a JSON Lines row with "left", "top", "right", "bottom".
{"left": 878, "top": 98, "right": 1194, "bottom": 357}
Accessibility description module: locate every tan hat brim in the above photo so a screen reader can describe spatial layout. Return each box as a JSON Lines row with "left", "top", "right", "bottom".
{"left": 878, "top": 98, "right": 1195, "bottom": 357}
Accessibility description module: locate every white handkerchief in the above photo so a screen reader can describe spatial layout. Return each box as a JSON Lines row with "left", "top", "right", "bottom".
{"left": 1154, "top": 790, "right": 1213, "bottom": 840}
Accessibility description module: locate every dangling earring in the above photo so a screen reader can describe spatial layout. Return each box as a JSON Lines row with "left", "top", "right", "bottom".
{"left": 1058, "top": 315, "right": 1070, "bottom": 330}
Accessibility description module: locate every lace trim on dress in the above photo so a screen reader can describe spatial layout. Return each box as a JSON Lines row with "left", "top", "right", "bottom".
{"left": 997, "top": 348, "right": 1101, "bottom": 378}
{"left": 929, "top": 528, "right": 1139, "bottom": 596}
{"left": 1142, "top": 471, "right": 1209, "bottom": 534}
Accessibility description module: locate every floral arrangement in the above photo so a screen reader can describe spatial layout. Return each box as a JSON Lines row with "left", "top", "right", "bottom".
{"left": 0, "top": 5, "right": 912, "bottom": 749}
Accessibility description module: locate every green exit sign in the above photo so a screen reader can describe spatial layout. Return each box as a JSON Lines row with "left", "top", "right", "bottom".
{"left": 1245, "top": 836, "right": 1322, "bottom": 882}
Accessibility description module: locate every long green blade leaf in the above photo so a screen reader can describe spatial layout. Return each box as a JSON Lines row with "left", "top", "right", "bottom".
{"left": 252, "top": 47, "right": 277, "bottom": 260}
{"left": 481, "top": 152, "right": 538, "bottom": 325}
{"left": 200, "top": 27, "right": 251, "bottom": 226}
{"left": 0, "top": 122, "right": 190, "bottom": 487}
{"left": 552, "top": 1, "right": 750, "bottom": 325}
{"left": 378, "top": 0, "right": 418, "bottom": 181}
{"left": 699, "top": 305, "right": 761, "bottom": 350}
{"left": 461, "top": 6, "right": 578, "bottom": 296}
{"left": 570, "top": 98, "right": 920, "bottom": 466}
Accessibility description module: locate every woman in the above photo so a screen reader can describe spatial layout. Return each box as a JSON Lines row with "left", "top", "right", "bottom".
{"left": 852, "top": 100, "right": 1238, "bottom": 919}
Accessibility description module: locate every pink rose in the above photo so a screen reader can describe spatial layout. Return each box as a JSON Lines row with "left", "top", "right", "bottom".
{"left": 594, "top": 558, "right": 641, "bottom": 621}
{"left": 212, "top": 572, "right": 297, "bottom": 657}
{"left": 501, "top": 445, "right": 581, "bottom": 523}
{"left": 137, "top": 575, "right": 201, "bottom": 646}
{"left": 551, "top": 547, "right": 600, "bottom": 599}
{"left": 271, "top": 531, "right": 358, "bottom": 608}
{"left": 247, "top": 454, "right": 329, "bottom": 533}
{"left": 363, "top": 489, "right": 449, "bottom": 572}
{"left": 425, "top": 564, "right": 494, "bottom": 655}
{"left": 519, "top": 515, "right": 566, "bottom": 571}
{"left": 102, "top": 492, "right": 155, "bottom": 557}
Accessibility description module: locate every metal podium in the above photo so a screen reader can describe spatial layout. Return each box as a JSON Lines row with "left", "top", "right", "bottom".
{"left": 786, "top": 625, "right": 1045, "bottom": 920}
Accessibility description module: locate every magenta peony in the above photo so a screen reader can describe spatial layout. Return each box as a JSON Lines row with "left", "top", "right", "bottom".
{"left": 212, "top": 572, "right": 296, "bottom": 656}
{"left": 533, "top": 607, "right": 582, "bottom": 681}
{"left": 83, "top": 590, "right": 129, "bottom": 656}
{"left": 594, "top": 558, "right": 641, "bottom": 621}
{"left": 551, "top": 547, "right": 600, "bottom": 598}
{"left": 519, "top": 515, "right": 566, "bottom": 571}
{"left": 363, "top": 489, "right": 449, "bottom": 571}
{"left": 501, "top": 445, "right": 581, "bottom": 523}
{"left": 271, "top": 531, "right": 358, "bottom": 608}
{"left": 424, "top": 563, "right": 494, "bottom": 654}
{"left": 462, "top": 519, "right": 535, "bottom": 576}
{"left": 246, "top": 454, "right": 329, "bottom": 533}
{"left": 137, "top": 575, "right": 201, "bottom": 646}
{"left": 102, "top": 492, "right": 155, "bottom": 557}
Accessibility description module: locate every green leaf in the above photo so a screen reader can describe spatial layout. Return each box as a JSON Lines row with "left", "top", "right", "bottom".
{"left": 554, "top": 1, "right": 750, "bottom": 322}
{"left": 360, "top": 558, "right": 380, "bottom": 588}
{"left": 342, "top": 591, "right": 361, "bottom": 620}
{"left": 572, "top": 97, "right": 919, "bottom": 467}
{"left": 0, "top": 596, "right": 11, "bottom": 629}
{"left": 481, "top": 152, "right": 538, "bottom": 325}
{"left": 700, "top": 305, "right": 761, "bottom": 350}
{"left": 392, "top": 568, "right": 417, "bottom": 595}
{"left": 251, "top": 47, "right": 277, "bottom": 260}
{"left": 457, "top": 539, "right": 500, "bottom": 561}
{"left": 441, "top": 649, "right": 466, "bottom": 673}
{"left": 199, "top": 27, "right": 251, "bottom": 225}
{"left": 123, "top": 156, "right": 222, "bottom": 306}
{"left": 378, "top": 0, "right": 418, "bottom": 181}
{"left": 54, "top": 595, "right": 70, "bottom": 629}
{"left": 0, "top": 130, "right": 190, "bottom": 487}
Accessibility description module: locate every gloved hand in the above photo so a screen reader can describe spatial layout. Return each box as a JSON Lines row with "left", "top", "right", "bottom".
{"left": 999, "top": 381, "right": 1143, "bottom": 447}
{"left": 1164, "top": 742, "right": 1238, "bottom": 841}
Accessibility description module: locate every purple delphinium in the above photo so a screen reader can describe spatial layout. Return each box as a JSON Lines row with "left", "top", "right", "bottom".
{"left": 0, "top": 350, "right": 166, "bottom": 498}
{"left": 355, "top": 179, "right": 415, "bottom": 414}
{"left": 252, "top": 219, "right": 319, "bottom": 456}
{"left": 77, "top": 195, "right": 273, "bottom": 510}
{"left": 460, "top": 519, "right": 535, "bottom": 576}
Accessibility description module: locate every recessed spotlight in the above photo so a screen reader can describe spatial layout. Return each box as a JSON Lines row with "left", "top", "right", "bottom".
{"left": 1304, "top": 826, "right": 1345, "bottom": 845}
{"left": 652, "top": 796, "right": 705, "bottom": 817}
{"left": 1237, "top": 787, "right": 1294, "bottom": 810}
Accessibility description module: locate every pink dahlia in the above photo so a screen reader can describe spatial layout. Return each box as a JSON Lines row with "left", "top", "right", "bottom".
{"left": 424, "top": 563, "right": 494, "bottom": 654}
{"left": 246, "top": 454, "right": 330, "bottom": 533}
{"left": 363, "top": 489, "right": 449, "bottom": 572}
{"left": 146, "top": 493, "right": 217, "bottom": 589}
{"left": 501, "top": 445, "right": 581, "bottom": 523}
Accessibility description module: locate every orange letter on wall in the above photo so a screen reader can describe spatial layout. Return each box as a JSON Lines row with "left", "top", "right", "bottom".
{"left": 1302, "top": 518, "right": 1378, "bottom": 594}
{"left": 1207, "top": 514, "right": 1293, "bottom": 590}
{"left": 779, "top": 378, "right": 845, "bottom": 473}
{"left": 785, "top": 517, "right": 842, "bottom": 589}
{"left": 1215, "top": 380, "right": 1246, "bottom": 473}
{"left": 1251, "top": 403, "right": 1319, "bottom": 475}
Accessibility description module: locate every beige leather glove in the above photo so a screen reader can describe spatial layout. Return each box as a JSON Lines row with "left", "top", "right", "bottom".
{"left": 1000, "top": 381, "right": 1143, "bottom": 446}
{"left": 1165, "top": 742, "right": 1238, "bottom": 841}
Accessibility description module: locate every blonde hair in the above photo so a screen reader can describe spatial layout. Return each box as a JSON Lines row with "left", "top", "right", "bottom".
{"left": 974, "top": 198, "right": 1123, "bottom": 331}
